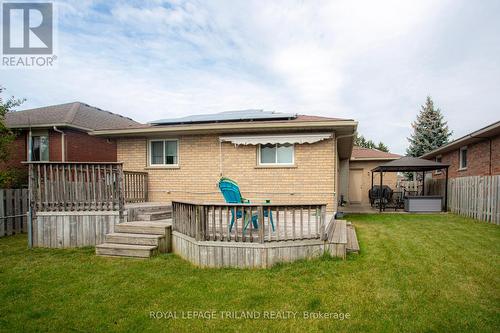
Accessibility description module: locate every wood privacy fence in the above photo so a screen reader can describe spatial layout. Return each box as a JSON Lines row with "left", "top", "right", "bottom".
{"left": 447, "top": 175, "right": 500, "bottom": 224}
{"left": 172, "top": 201, "right": 327, "bottom": 243}
{"left": 0, "top": 189, "right": 29, "bottom": 237}
{"left": 28, "top": 162, "right": 125, "bottom": 214}
{"left": 396, "top": 180, "right": 421, "bottom": 193}
{"left": 124, "top": 171, "right": 148, "bottom": 203}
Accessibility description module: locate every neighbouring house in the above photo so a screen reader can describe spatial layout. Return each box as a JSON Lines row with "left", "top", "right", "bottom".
{"left": 2, "top": 102, "right": 140, "bottom": 178}
{"left": 421, "top": 120, "right": 500, "bottom": 178}
{"left": 338, "top": 146, "right": 401, "bottom": 206}
{"left": 92, "top": 110, "right": 358, "bottom": 212}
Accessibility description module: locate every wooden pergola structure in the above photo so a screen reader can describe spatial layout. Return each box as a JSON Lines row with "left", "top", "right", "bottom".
{"left": 371, "top": 157, "right": 450, "bottom": 212}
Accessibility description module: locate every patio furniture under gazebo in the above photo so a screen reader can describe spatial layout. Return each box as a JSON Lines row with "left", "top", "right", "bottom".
{"left": 371, "top": 157, "right": 450, "bottom": 212}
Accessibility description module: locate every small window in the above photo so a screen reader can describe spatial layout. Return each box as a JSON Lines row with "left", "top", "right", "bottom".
{"left": 459, "top": 146, "right": 467, "bottom": 170}
{"left": 435, "top": 155, "right": 442, "bottom": 174}
{"left": 149, "top": 139, "right": 178, "bottom": 166}
{"left": 259, "top": 143, "right": 294, "bottom": 165}
{"left": 31, "top": 135, "right": 49, "bottom": 161}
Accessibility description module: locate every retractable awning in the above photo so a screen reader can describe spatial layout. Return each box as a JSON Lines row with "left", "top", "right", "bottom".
{"left": 219, "top": 133, "right": 333, "bottom": 145}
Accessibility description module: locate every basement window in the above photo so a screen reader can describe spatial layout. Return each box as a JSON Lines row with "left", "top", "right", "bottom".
{"left": 149, "top": 139, "right": 178, "bottom": 166}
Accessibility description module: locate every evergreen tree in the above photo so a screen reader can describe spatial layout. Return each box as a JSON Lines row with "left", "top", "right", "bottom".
{"left": 376, "top": 142, "right": 389, "bottom": 153}
{"left": 406, "top": 96, "right": 452, "bottom": 157}
{"left": 355, "top": 134, "right": 389, "bottom": 152}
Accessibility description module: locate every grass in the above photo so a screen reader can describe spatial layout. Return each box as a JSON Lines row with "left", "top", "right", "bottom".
{"left": 0, "top": 213, "right": 499, "bottom": 332}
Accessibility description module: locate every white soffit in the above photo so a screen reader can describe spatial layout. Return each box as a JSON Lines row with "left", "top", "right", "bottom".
{"left": 219, "top": 133, "right": 333, "bottom": 145}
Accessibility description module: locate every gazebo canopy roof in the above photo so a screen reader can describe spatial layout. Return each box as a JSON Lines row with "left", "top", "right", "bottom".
{"left": 371, "top": 156, "right": 449, "bottom": 172}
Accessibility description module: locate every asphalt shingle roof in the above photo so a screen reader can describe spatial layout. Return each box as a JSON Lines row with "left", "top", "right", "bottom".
{"left": 351, "top": 146, "right": 401, "bottom": 160}
{"left": 5, "top": 102, "right": 139, "bottom": 131}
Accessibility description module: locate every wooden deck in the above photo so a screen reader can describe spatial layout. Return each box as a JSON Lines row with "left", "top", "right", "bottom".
{"left": 94, "top": 202, "right": 360, "bottom": 267}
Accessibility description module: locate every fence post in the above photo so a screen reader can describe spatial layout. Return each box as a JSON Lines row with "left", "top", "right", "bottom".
{"left": 444, "top": 167, "right": 449, "bottom": 212}
{"left": 258, "top": 205, "right": 264, "bottom": 243}
{"left": 117, "top": 164, "right": 125, "bottom": 223}
{"left": 144, "top": 173, "right": 149, "bottom": 202}
{"left": 27, "top": 163, "right": 35, "bottom": 248}
{"left": 195, "top": 205, "right": 202, "bottom": 241}
{"left": 320, "top": 205, "right": 326, "bottom": 240}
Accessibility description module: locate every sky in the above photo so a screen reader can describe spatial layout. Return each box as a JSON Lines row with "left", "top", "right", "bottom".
{"left": 2, "top": 0, "right": 500, "bottom": 154}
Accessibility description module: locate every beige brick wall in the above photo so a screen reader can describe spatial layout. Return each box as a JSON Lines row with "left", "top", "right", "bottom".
{"left": 117, "top": 133, "right": 338, "bottom": 211}
{"left": 349, "top": 160, "right": 399, "bottom": 205}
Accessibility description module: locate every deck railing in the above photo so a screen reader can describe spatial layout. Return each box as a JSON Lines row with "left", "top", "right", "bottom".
{"left": 124, "top": 171, "right": 148, "bottom": 203}
{"left": 27, "top": 162, "right": 125, "bottom": 214}
{"left": 172, "top": 201, "right": 327, "bottom": 243}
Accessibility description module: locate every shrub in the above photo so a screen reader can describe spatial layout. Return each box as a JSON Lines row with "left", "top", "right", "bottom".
{"left": 0, "top": 168, "right": 28, "bottom": 188}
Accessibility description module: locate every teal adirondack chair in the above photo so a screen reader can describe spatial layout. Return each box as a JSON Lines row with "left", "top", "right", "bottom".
{"left": 218, "top": 177, "right": 274, "bottom": 232}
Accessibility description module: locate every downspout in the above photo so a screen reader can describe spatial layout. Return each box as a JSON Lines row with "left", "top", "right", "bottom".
{"left": 219, "top": 138, "right": 223, "bottom": 177}
{"left": 53, "top": 126, "right": 65, "bottom": 161}
{"left": 488, "top": 138, "right": 492, "bottom": 175}
{"left": 27, "top": 128, "right": 32, "bottom": 249}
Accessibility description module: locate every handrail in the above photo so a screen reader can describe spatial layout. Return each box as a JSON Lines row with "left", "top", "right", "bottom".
{"left": 124, "top": 171, "right": 148, "bottom": 203}
{"left": 171, "top": 200, "right": 328, "bottom": 207}
{"left": 28, "top": 163, "right": 125, "bottom": 220}
{"left": 172, "top": 201, "right": 327, "bottom": 243}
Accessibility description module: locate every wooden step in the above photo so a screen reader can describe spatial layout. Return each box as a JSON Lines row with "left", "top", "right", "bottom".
{"left": 105, "top": 233, "right": 169, "bottom": 253}
{"left": 105, "top": 232, "right": 161, "bottom": 245}
{"left": 330, "top": 220, "right": 347, "bottom": 244}
{"left": 96, "top": 243, "right": 158, "bottom": 258}
{"left": 114, "top": 221, "right": 171, "bottom": 235}
{"left": 137, "top": 210, "right": 172, "bottom": 221}
{"left": 135, "top": 205, "right": 172, "bottom": 214}
{"left": 346, "top": 224, "right": 360, "bottom": 253}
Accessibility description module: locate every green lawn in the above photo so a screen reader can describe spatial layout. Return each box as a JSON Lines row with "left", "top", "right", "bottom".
{"left": 0, "top": 214, "right": 499, "bottom": 332}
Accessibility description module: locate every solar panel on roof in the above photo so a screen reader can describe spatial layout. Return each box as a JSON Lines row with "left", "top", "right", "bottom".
{"left": 149, "top": 109, "right": 297, "bottom": 125}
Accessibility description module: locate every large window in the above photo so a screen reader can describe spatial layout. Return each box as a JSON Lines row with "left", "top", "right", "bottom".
{"left": 31, "top": 135, "right": 49, "bottom": 161}
{"left": 459, "top": 146, "right": 467, "bottom": 170}
{"left": 149, "top": 139, "right": 178, "bottom": 166}
{"left": 259, "top": 143, "right": 294, "bottom": 165}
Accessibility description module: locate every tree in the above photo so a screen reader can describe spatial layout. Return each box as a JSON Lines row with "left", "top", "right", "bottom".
{"left": 406, "top": 96, "right": 452, "bottom": 157}
{"left": 0, "top": 86, "right": 25, "bottom": 162}
{"left": 376, "top": 142, "right": 389, "bottom": 153}
{"left": 355, "top": 134, "right": 390, "bottom": 152}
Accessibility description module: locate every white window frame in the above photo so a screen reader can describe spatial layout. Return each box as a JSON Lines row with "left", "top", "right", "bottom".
{"left": 148, "top": 139, "right": 179, "bottom": 167}
{"left": 434, "top": 155, "right": 442, "bottom": 175}
{"left": 28, "top": 130, "right": 49, "bottom": 162}
{"left": 257, "top": 143, "right": 295, "bottom": 166}
{"left": 459, "top": 146, "right": 467, "bottom": 170}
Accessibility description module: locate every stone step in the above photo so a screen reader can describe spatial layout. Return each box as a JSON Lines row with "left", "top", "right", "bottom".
{"left": 346, "top": 224, "right": 360, "bottom": 253}
{"left": 96, "top": 243, "right": 158, "bottom": 258}
{"left": 137, "top": 210, "right": 172, "bottom": 221}
{"left": 115, "top": 221, "right": 171, "bottom": 235}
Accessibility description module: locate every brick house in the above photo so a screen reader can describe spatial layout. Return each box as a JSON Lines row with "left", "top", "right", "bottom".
{"left": 92, "top": 110, "right": 358, "bottom": 212}
{"left": 421, "top": 121, "right": 500, "bottom": 178}
{"left": 2, "top": 102, "right": 139, "bottom": 177}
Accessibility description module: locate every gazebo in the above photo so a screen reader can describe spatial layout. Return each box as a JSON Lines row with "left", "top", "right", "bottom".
{"left": 371, "top": 157, "right": 450, "bottom": 212}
